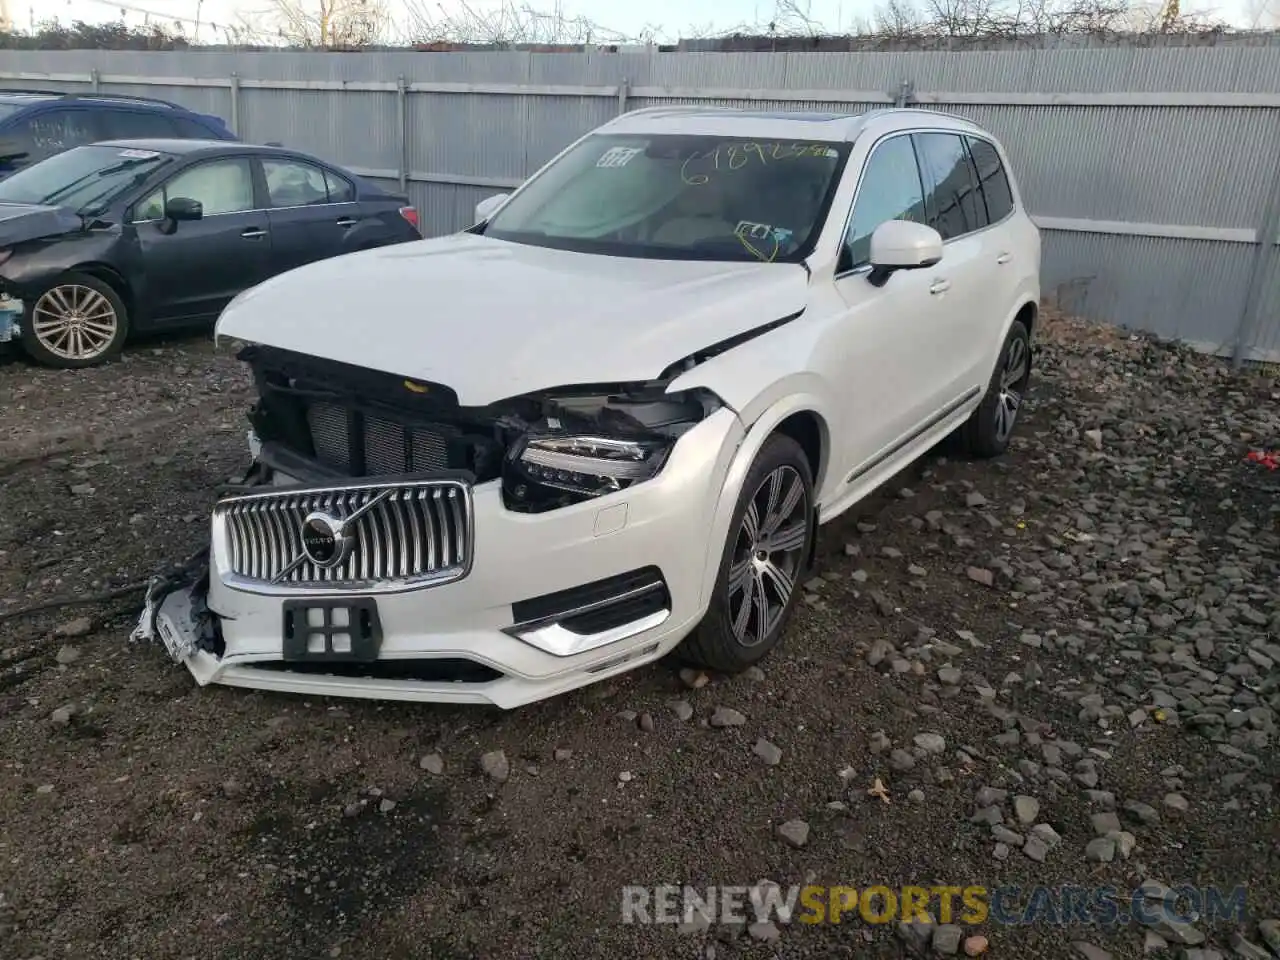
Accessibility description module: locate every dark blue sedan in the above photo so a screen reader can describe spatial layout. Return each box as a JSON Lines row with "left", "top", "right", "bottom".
{"left": 0, "top": 139, "right": 422, "bottom": 368}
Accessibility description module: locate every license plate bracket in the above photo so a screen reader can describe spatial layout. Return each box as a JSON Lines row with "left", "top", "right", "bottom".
{"left": 282, "top": 598, "right": 382, "bottom": 662}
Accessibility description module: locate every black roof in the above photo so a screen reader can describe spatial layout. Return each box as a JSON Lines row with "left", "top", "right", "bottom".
{"left": 0, "top": 89, "right": 184, "bottom": 109}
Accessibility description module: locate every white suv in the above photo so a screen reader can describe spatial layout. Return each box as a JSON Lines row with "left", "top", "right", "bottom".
{"left": 136, "top": 106, "right": 1040, "bottom": 709}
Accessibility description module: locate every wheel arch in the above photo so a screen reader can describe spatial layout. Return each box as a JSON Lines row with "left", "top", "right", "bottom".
{"left": 67, "top": 262, "right": 135, "bottom": 317}
{"left": 982, "top": 297, "right": 1038, "bottom": 382}
{"left": 695, "top": 393, "right": 832, "bottom": 611}
{"left": 1013, "top": 299, "right": 1037, "bottom": 340}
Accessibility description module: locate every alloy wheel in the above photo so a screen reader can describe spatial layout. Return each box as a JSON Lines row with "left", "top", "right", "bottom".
{"left": 727, "top": 464, "right": 810, "bottom": 648}
{"left": 32, "top": 284, "right": 119, "bottom": 362}
{"left": 994, "top": 334, "right": 1030, "bottom": 444}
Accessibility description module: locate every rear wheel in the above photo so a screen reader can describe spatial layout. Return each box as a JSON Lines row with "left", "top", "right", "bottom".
{"left": 20, "top": 272, "right": 129, "bottom": 369}
{"left": 679, "top": 433, "right": 815, "bottom": 673}
{"left": 960, "top": 319, "right": 1031, "bottom": 459}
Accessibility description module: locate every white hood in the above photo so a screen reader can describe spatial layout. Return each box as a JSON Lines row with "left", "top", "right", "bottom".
{"left": 216, "top": 233, "right": 809, "bottom": 407}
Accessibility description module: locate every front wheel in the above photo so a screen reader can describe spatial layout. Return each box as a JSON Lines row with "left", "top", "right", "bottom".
{"left": 20, "top": 272, "right": 130, "bottom": 369}
{"left": 679, "top": 433, "right": 815, "bottom": 673}
{"left": 960, "top": 319, "right": 1031, "bottom": 459}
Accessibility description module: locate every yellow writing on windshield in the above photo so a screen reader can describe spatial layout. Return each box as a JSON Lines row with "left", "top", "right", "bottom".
{"left": 681, "top": 142, "right": 837, "bottom": 186}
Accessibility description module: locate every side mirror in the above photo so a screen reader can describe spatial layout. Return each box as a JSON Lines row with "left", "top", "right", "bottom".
{"left": 165, "top": 196, "right": 203, "bottom": 222}
{"left": 474, "top": 192, "right": 510, "bottom": 224}
{"left": 867, "top": 220, "right": 943, "bottom": 287}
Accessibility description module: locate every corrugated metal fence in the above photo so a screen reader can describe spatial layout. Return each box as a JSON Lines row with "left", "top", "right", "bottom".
{"left": 2, "top": 45, "right": 1279, "bottom": 363}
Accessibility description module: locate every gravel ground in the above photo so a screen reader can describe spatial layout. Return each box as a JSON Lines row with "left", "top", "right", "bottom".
{"left": 0, "top": 317, "right": 1278, "bottom": 960}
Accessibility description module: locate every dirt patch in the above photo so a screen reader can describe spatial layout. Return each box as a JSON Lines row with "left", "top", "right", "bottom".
{"left": 0, "top": 321, "right": 1277, "bottom": 960}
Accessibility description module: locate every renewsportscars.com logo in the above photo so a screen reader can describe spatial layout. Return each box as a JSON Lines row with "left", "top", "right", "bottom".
{"left": 621, "top": 883, "right": 1248, "bottom": 928}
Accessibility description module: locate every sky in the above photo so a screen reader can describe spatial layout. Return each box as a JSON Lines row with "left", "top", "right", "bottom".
{"left": 25, "top": 0, "right": 1263, "bottom": 42}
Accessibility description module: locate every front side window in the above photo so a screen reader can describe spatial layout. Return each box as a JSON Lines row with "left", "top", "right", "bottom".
{"left": 0, "top": 109, "right": 100, "bottom": 169}
{"left": 0, "top": 143, "right": 172, "bottom": 213}
{"left": 913, "top": 132, "right": 986, "bottom": 241}
{"left": 481, "top": 133, "right": 851, "bottom": 263}
{"left": 842, "top": 135, "right": 928, "bottom": 271}
{"left": 135, "top": 158, "right": 254, "bottom": 220}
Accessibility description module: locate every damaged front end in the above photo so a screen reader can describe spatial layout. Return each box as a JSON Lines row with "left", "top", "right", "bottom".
{"left": 131, "top": 343, "right": 731, "bottom": 691}
{"left": 130, "top": 548, "right": 219, "bottom": 662}
{"left": 235, "top": 343, "right": 724, "bottom": 514}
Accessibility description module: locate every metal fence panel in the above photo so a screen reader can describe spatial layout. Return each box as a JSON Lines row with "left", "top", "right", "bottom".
{"left": 2, "top": 42, "right": 1279, "bottom": 362}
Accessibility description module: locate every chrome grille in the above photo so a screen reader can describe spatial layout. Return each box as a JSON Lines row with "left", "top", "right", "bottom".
{"left": 214, "top": 479, "right": 472, "bottom": 591}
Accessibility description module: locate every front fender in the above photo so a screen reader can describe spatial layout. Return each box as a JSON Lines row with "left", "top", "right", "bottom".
{"left": 693, "top": 391, "right": 830, "bottom": 611}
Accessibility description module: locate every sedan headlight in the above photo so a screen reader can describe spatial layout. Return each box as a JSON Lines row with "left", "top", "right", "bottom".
{"left": 505, "top": 433, "right": 672, "bottom": 508}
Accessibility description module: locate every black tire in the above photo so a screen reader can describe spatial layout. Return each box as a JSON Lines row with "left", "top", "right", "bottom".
{"left": 960, "top": 319, "right": 1031, "bottom": 459}
{"left": 20, "top": 271, "right": 130, "bottom": 369}
{"left": 679, "top": 433, "right": 816, "bottom": 673}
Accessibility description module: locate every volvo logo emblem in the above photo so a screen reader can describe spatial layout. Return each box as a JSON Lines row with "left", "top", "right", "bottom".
{"left": 300, "top": 511, "right": 355, "bottom": 568}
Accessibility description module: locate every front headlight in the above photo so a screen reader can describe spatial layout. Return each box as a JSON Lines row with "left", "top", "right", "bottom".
{"left": 499, "top": 384, "right": 723, "bottom": 513}
{"left": 504, "top": 433, "right": 672, "bottom": 508}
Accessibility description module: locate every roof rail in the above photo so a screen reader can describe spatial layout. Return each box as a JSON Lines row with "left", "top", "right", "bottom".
{"left": 880, "top": 105, "right": 979, "bottom": 126}
{"left": 0, "top": 87, "right": 179, "bottom": 109}
{"left": 618, "top": 104, "right": 718, "bottom": 116}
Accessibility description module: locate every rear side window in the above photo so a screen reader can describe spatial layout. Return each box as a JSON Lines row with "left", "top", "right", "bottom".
{"left": 262, "top": 159, "right": 330, "bottom": 206}
{"left": 99, "top": 109, "right": 180, "bottom": 140}
{"left": 324, "top": 169, "right": 355, "bottom": 203}
{"left": 912, "top": 132, "right": 986, "bottom": 241}
{"left": 172, "top": 116, "right": 219, "bottom": 138}
{"left": 966, "top": 136, "right": 1015, "bottom": 223}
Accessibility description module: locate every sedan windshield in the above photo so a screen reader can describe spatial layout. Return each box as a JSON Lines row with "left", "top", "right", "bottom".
{"left": 0, "top": 144, "right": 172, "bottom": 214}
{"left": 481, "top": 133, "right": 850, "bottom": 263}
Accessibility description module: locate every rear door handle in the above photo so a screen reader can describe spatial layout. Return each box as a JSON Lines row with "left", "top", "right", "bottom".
{"left": 929, "top": 279, "right": 951, "bottom": 295}
{"left": 996, "top": 252, "right": 1012, "bottom": 264}
{"left": 335, "top": 217, "right": 358, "bottom": 228}
{"left": 241, "top": 227, "right": 267, "bottom": 239}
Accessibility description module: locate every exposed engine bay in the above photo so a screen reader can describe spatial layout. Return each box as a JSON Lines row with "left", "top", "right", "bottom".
{"left": 238, "top": 344, "right": 723, "bottom": 512}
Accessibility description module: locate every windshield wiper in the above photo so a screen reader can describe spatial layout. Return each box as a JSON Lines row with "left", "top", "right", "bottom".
{"left": 77, "top": 168, "right": 158, "bottom": 217}
{"left": 39, "top": 156, "right": 162, "bottom": 207}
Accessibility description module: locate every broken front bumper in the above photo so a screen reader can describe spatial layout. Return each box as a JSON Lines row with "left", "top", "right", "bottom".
{"left": 133, "top": 408, "right": 743, "bottom": 709}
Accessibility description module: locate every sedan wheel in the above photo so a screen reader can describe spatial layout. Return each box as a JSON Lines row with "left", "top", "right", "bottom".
{"left": 20, "top": 273, "right": 129, "bottom": 369}
{"left": 33, "top": 285, "right": 119, "bottom": 362}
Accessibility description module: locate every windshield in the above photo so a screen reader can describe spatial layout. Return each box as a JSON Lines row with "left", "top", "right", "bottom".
{"left": 0, "top": 144, "right": 172, "bottom": 213}
{"left": 481, "top": 133, "right": 850, "bottom": 262}
{"left": 0, "top": 103, "right": 24, "bottom": 120}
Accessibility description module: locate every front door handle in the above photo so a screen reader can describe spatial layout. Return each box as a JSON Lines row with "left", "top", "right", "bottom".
{"left": 241, "top": 227, "right": 267, "bottom": 239}
{"left": 996, "top": 252, "right": 1012, "bottom": 264}
{"left": 929, "top": 279, "right": 951, "bottom": 295}
{"left": 335, "top": 217, "right": 358, "bottom": 228}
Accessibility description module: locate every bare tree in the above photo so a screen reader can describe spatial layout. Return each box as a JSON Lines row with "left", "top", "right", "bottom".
{"left": 238, "top": 0, "right": 391, "bottom": 47}
{"left": 875, "top": 0, "right": 929, "bottom": 36}
{"left": 404, "top": 0, "right": 652, "bottom": 45}
{"left": 768, "top": 0, "right": 826, "bottom": 35}
{"left": 871, "top": 0, "right": 1226, "bottom": 37}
